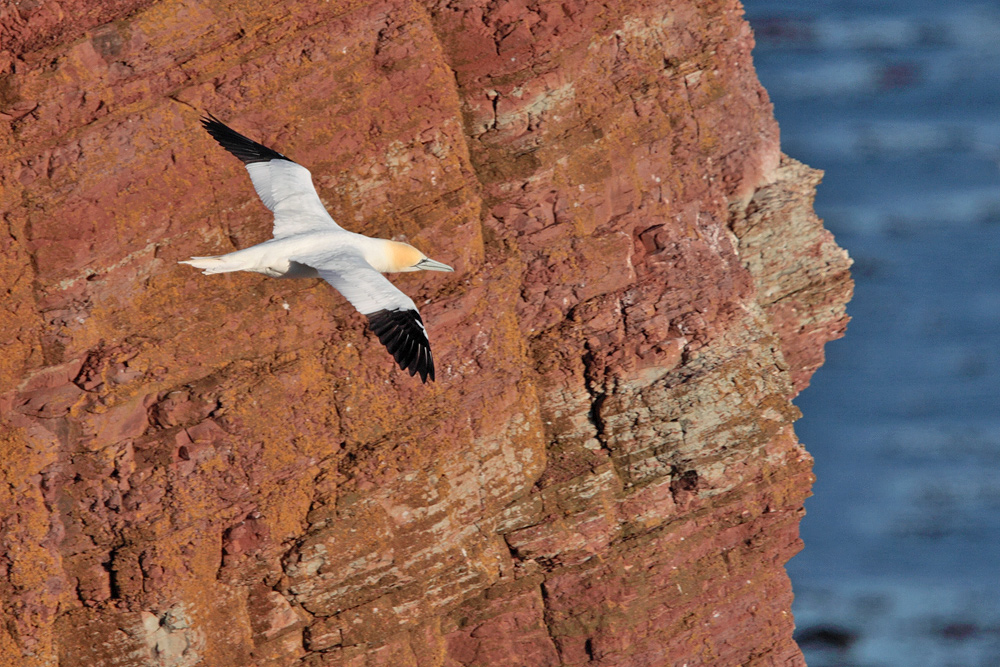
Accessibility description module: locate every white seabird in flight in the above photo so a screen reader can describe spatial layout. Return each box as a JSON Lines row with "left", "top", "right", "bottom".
{"left": 180, "top": 114, "right": 453, "bottom": 383}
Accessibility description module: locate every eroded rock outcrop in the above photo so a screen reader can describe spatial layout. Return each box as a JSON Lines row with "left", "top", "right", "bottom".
{"left": 0, "top": 0, "right": 851, "bottom": 665}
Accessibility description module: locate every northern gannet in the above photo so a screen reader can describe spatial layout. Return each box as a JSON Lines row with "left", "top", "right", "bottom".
{"left": 181, "top": 115, "right": 453, "bottom": 383}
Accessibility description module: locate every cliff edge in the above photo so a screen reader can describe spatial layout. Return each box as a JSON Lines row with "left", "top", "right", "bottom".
{"left": 0, "top": 0, "right": 851, "bottom": 665}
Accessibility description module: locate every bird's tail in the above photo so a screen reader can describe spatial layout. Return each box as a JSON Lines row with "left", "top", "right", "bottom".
{"left": 178, "top": 255, "right": 238, "bottom": 275}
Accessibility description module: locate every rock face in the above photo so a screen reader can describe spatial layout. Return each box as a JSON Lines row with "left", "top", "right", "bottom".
{"left": 0, "top": 0, "right": 851, "bottom": 665}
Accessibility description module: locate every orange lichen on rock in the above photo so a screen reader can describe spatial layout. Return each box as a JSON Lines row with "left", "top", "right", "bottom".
{"left": 0, "top": 0, "right": 851, "bottom": 665}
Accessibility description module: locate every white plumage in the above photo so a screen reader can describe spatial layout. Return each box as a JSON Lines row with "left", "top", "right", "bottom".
{"left": 180, "top": 114, "right": 453, "bottom": 382}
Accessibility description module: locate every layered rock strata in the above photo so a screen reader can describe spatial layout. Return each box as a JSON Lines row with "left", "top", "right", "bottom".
{"left": 0, "top": 0, "right": 851, "bottom": 665}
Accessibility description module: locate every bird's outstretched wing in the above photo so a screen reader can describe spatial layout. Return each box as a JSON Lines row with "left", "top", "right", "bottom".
{"left": 296, "top": 250, "right": 436, "bottom": 383}
{"left": 201, "top": 114, "right": 343, "bottom": 237}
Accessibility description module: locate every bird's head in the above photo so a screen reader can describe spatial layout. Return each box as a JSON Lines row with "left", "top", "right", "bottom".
{"left": 387, "top": 241, "right": 454, "bottom": 273}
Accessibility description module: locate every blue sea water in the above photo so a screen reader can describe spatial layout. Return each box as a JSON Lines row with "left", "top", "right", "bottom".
{"left": 742, "top": 1, "right": 1000, "bottom": 664}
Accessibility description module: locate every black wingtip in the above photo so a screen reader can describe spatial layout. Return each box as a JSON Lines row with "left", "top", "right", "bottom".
{"left": 201, "top": 113, "right": 288, "bottom": 164}
{"left": 366, "top": 309, "right": 435, "bottom": 383}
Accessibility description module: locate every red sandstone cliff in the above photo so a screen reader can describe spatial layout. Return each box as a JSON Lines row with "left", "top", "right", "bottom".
{"left": 0, "top": 1, "right": 851, "bottom": 665}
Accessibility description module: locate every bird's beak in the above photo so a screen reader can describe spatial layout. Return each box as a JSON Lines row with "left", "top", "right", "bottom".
{"left": 416, "top": 258, "right": 454, "bottom": 272}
